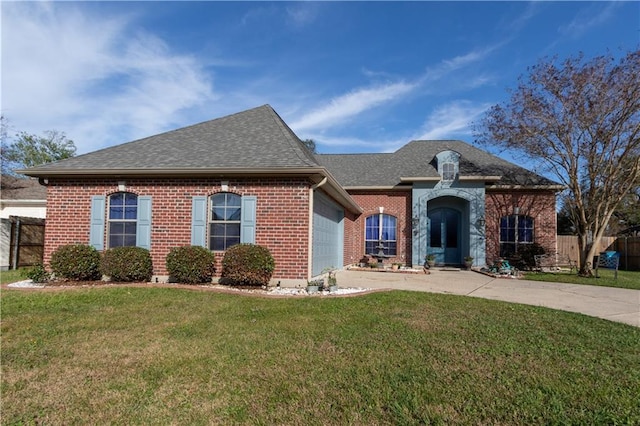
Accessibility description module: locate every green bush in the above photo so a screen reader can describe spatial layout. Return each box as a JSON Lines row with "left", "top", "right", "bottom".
{"left": 25, "top": 263, "right": 50, "bottom": 283}
{"left": 101, "top": 247, "right": 153, "bottom": 282}
{"left": 221, "top": 244, "right": 275, "bottom": 287}
{"left": 165, "top": 246, "right": 215, "bottom": 284}
{"left": 50, "top": 244, "right": 101, "bottom": 281}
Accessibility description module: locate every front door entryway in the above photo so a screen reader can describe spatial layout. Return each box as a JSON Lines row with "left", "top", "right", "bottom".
{"left": 428, "top": 207, "right": 461, "bottom": 265}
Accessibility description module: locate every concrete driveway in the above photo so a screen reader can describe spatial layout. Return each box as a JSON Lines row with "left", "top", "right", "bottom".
{"left": 336, "top": 269, "right": 640, "bottom": 327}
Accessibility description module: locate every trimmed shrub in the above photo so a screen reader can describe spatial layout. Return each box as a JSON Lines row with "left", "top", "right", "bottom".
{"left": 101, "top": 246, "right": 153, "bottom": 282}
{"left": 221, "top": 243, "right": 275, "bottom": 287}
{"left": 26, "top": 263, "right": 50, "bottom": 283}
{"left": 50, "top": 244, "right": 101, "bottom": 281}
{"left": 165, "top": 246, "right": 215, "bottom": 284}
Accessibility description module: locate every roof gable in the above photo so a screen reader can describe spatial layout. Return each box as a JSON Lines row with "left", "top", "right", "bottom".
{"left": 21, "top": 105, "right": 319, "bottom": 175}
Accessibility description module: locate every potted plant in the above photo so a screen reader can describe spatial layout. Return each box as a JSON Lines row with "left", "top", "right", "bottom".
{"left": 464, "top": 256, "right": 474, "bottom": 270}
{"left": 306, "top": 279, "right": 322, "bottom": 294}
{"left": 391, "top": 262, "right": 402, "bottom": 271}
{"left": 327, "top": 270, "right": 338, "bottom": 292}
{"left": 425, "top": 254, "right": 436, "bottom": 268}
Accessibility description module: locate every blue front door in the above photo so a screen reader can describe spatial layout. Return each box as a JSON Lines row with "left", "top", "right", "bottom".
{"left": 428, "top": 208, "right": 461, "bottom": 265}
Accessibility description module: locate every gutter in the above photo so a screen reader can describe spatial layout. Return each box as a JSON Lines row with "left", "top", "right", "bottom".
{"left": 16, "top": 167, "right": 331, "bottom": 178}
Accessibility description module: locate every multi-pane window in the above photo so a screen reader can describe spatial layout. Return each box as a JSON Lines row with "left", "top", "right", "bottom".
{"left": 108, "top": 192, "right": 138, "bottom": 247}
{"left": 499, "top": 215, "right": 534, "bottom": 257}
{"left": 442, "top": 162, "right": 456, "bottom": 181}
{"left": 209, "top": 192, "right": 241, "bottom": 251}
{"left": 365, "top": 213, "right": 397, "bottom": 256}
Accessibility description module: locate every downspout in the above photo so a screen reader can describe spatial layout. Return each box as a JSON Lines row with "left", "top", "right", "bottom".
{"left": 308, "top": 177, "right": 328, "bottom": 280}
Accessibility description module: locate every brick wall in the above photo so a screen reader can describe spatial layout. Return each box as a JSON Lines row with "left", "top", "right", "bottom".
{"left": 44, "top": 177, "right": 311, "bottom": 280}
{"left": 344, "top": 191, "right": 412, "bottom": 266}
{"left": 485, "top": 189, "right": 557, "bottom": 263}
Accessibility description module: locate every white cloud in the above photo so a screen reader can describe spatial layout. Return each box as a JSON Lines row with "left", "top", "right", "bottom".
{"left": 421, "top": 43, "right": 504, "bottom": 85}
{"left": 304, "top": 133, "right": 407, "bottom": 154}
{"left": 290, "top": 81, "right": 416, "bottom": 131}
{"left": 286, "top": 3, "right": 321, "bottom": 28}
{"left": 2, "top": 3, "right": 216, "bottom": 153}
{"left": 559, "top": 2, "right": 621, "bottom": 39}
{"left": 417, "top": 101, "right": 490, "bottom": 140}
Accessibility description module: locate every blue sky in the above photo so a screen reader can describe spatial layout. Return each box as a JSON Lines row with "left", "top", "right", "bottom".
{"left": 2, "top": 1, "right": 638, "bottom": 160}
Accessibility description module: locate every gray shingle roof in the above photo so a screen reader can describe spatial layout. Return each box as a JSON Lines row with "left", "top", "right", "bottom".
{"left": 317, "top": 140, "right": 559, "bottom": 187}
{"left": 1, "top": 175, "right": 47, "bottom": 200}
{"left": 20, "top": 105, "right": 557, "bottom": 190}
{"left": 21, "top": 105, "right": 319, "bottom": 174}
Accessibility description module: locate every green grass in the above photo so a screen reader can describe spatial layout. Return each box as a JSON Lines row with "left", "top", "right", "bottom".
{"left": 0, "top": 268, "right": 27, "bottom": 285}
{"left": 2, "top": 288, "right": 639, "bottom": 425}
{"left": 524, "top": 269, "right": 640, "bottom": 290}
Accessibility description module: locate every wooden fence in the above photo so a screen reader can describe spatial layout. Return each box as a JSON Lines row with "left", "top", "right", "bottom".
{"left": 557, "top": 235, "right": 640, "bottom": 270}
{"left": 7, "top": 217, "right": 45, "bottom": 269}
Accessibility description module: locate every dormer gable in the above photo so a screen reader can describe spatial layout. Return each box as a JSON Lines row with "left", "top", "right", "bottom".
{"left": 435, "top": 150, "right": 460, "bottom": 182}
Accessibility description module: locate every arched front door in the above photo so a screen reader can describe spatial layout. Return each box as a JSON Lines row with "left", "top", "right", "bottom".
{"left": 428, "top": 207, "right": 461, "bottom": 265}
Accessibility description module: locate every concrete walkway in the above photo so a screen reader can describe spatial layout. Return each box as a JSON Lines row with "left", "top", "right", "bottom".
{"left": 336, "top": 269, "right": 640, "bottom": 327}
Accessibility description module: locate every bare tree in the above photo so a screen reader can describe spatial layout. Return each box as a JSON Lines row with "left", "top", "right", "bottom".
{"left": 475, "top": 51, "right": 640, "bottom": 276}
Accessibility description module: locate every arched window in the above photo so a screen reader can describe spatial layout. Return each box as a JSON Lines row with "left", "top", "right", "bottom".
{"left": 365, "top": 213, "right": 397, "bottom": 256}
{"left": 442, "top": 162, "right": 456, "bottom": 181}
{"left": 499, "top": 214, "right": 534, "bottom": 257}
{"left": 209, "top": 192, "right": 241, "bottom": 251}
{"left": 108, "top": 192, "right": 138, "bottom": 247}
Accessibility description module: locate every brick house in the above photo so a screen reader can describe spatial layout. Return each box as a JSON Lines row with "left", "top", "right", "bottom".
{"left": 20, "top": 105, "right": 561, "bottom": 283}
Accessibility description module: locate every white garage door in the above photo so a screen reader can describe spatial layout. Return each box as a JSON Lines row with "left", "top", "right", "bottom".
{"left": 312, "top": 191, "right": 344, "bottom": 276}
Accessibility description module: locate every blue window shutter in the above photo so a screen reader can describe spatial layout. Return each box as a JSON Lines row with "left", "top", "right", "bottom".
{"left": 89, "top": 196, "right": 106, "bottom": 250}
{"left": 240, "top": 196, "right": 257, "bottom": 244}
{"left": 191, "top": 196, "right": 207, "bottom": 247}
{"left": 136, "top": 196, "right": 152, "bottom": 250}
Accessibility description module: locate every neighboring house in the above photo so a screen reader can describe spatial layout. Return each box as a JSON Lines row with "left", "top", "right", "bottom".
{"left": 1, "top": 175, "right": 47, "bottom": 270}
{"left": 1, "top": 175, "right": 47, "bottom": 220}
{"left": 19, "top": 105, "right": 561, "bottom": 283}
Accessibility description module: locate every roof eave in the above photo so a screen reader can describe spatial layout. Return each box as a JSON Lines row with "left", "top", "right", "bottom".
{"left": 399, "top": 177, "right": 440, "bottom": 182}
{"left": 343, "top": 185, "right": 412, "bottom": 191}
{"left": 0, "top": 199, "right": 47, "bottom": 205}
{"left": 486, "top": 184, "right": 565, "bottom": 191}
{"left": 459, "top": 175, "right": 502, "bottom": 182}
{"left": 17, "top": 167, "right": 328, "bottom": 179}
{"left": 320, "top": 174, "right": 364, "bottom": 214}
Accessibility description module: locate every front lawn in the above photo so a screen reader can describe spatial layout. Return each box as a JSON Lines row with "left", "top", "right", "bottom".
{"left": 0, "top": 268, "right": 26, "bottom": 285}
{"left": 2, "top": 288, "right": 639, "bottom": 425}
{"left": 523, "top": 269, "right": 640, "bottom": 290}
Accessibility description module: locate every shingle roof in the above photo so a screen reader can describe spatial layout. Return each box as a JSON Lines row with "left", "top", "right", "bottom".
{"left": 317, "top": 140, "right": 559, "bottom": 187}
{"left": 19, "top": 106, "right": 557, "bottom": 192}
{"left": 21, "top": 105, "right": 320, "bottom": 174}
{"left": 1, "top": 175, "right": 47, "bottom": 200}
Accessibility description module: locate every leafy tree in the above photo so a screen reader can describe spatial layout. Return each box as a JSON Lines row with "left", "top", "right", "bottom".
{"left": 2, "top": 128, "right": 76, "bottom": 175}
{"left": 301, "top": 138, "right": 317, "bottom": 154}
{"left": 475, "top": 51, "right": 640, "bottom": 276}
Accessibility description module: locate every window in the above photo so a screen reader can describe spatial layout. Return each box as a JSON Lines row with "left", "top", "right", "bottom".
{"left": 442, "top": 162, "right": 456, "bottom": 181}
{"left": 108, "top": 192, "right": 138, "bottom": 247}
{"left": 209, "top": 192, "right": 241, "bottom": 251}
{"left": 499, "top": 214, "right": 534, "bottom": 257}
{"left": 365, "top": 213, "right": 397, "bottom": 256}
